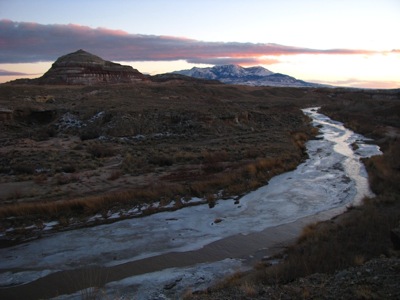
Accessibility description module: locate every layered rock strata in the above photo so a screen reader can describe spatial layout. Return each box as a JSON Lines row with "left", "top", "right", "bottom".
{"left": 35, "top": 49, "right": 146, "bottom": 85}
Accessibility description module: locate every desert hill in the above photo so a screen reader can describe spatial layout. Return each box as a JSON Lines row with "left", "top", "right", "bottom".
{"left": 11, "top": 49, "right": 147, "bottom": 85}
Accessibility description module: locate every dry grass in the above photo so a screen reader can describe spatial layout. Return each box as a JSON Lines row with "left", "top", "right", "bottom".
{"left": 189, "top": 151, "right": 303, "bottom": 199}
{"left": 107, "top": 170, "right": 122, "bottom": 181}
{"left": 256, "top": 201, "right": 399, "bottom": 285}
{"left": 86, "top": 142, "right": 115, "bottom": 158}
{"left": 364, "top": 141, "right": 400, "bottom": 196}
{"left": 0, "top": 83, "right": 322, "bottom": 235}
{"left": 0, "top": 182, "right": 188, "bottom": 220}
{"left": 54, "top": 173, "right": 81, "bottom": 185}
{"left": 0, "top": 132, "right": 309, "bottom": 224}
{"left": 353, "top": 285, "right": 379, "bottom": 299}
{"left": 239, "top": 281, "right": 258, "bottom": 297}
{"left": 252, "top": 99, "right": 400, "bottom": 286}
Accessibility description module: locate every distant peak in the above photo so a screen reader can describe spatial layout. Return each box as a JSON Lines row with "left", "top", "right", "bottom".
{"left": 62, "top": 49, "right": 94, "bottom": 57}
{"left": 74, "top": 49, "right": 91, "bottom": 55}
{"left": 214, "top": 64, "right": 242, "bottom": 69}
{"left": 54, "top": 49, "right": 106, "bottom": 66}
{"left": 216, "top": 64, "right": 241, "bottom": 67}
{"left": 65, "top": 49, "right": 98, "bottom": 57}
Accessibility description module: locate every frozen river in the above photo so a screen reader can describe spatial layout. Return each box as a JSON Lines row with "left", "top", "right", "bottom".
{"left": 0, "top": 107, "right": 382, "bottom": 299}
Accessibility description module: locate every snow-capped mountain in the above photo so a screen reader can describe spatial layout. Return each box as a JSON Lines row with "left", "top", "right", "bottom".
{"left": 173, "top": 65, "right": 321, "bottom": 87}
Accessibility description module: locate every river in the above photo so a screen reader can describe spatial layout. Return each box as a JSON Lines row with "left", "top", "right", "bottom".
{"left": 0, "top": 107, "right": 382, "bottom": 299}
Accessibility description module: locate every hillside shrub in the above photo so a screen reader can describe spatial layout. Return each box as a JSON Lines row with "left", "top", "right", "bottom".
{"left": 86, "top": 143, "right": 115, "bottom": 158}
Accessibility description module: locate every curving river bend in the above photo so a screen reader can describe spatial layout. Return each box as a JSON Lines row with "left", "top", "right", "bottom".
{"left": 0, "top": 108, "right": 382, "bottom": 299}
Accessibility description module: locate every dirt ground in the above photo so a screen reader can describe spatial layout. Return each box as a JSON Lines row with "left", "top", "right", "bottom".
{"left": 0, "top": 82, "right": 327, "bottom": 242}
{"left": 0, "top": 82, "right": 399, "bottom": 299}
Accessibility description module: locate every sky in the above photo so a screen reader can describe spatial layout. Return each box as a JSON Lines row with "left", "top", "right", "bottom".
{"left": 0, "top": 0, "right": 399, "bottom": 88}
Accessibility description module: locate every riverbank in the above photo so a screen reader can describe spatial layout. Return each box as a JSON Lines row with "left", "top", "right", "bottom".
{"left": 0, "top": 83, "right": 315, "bottom": 246}
{"left": 0, "top": 107, "right": 385, "bottom": 299}
{"left": 188, "top": 95, "right": 400, "bottom": 299}
{"left": 1, "top": 87, "right": 398, "bottom": 299}
{"left": 188, "top": 197, "right": 400, "bottom": 299}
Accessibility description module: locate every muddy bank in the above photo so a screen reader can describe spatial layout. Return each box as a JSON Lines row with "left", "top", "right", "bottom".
{"left": 0, "top": 206, "right": 352, "bottom": 300}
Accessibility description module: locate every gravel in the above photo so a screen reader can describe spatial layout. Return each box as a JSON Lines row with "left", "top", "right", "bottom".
{"left": 189, "top": 256, "right": 400, "bottom": 300}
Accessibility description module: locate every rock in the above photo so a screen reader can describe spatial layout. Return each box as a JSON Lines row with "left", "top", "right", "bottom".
{"left": 14, "top": 49, "right": 147, "bottom": 85}
{"left": 164, "top": 277, "right": 182, "bottom": 290}
{"left": 188, "top": 258, "right": 400, "bottom": 300}
{"left": 390, "top": 226, "right": 400, "bottom": 250}
{"left": 0, "top": 108, "right": 13, "bottom": 122}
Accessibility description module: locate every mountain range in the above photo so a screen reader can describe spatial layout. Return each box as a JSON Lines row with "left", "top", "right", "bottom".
{"left": 7, "top": 49, "right": 322, "bottom": 87}
{"left": 173, "top": 65, "right": 323, "bottom": 87}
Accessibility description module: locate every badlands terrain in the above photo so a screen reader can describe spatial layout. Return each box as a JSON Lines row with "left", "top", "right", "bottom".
{"left": 0, "top": 50, "right": 399, "bottom": 299}
{"left": 0, "top": 81, "right": 322, "bottom": 243}
{"left": 1, "top": 81, "right": 399, "bottom": 299}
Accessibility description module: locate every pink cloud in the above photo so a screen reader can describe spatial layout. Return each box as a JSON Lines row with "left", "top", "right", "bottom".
{"left": 311, "top": 78, "right": 400, "bottom": 89}
{"left": 0, "top": 20, "right": 384, "bottom": 65}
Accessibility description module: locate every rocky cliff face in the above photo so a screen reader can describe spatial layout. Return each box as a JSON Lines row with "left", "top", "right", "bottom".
{"left": 34, "top": 49, "right": 147, "bottom": 85}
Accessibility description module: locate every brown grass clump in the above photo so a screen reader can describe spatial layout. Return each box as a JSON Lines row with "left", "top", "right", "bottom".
{"left": 291, "top": 131, "right": 309, "bottom": 151}
{"left": 33, "top": 173, "right": 48, "bottom": 184}
{"left": 364, "top": 141, "right": 400, "bottom": 196}
{"left": 12, "top": 163, "right": 36, "bottom": 175}
{"left": 353, "top": 285, "right": 379, "bottom": 299}
{"left": 55, "top": 173, "right": 81, "bottom": 185}
{"left": 201, "top": 150, "right": 229, "bottom": 173}
{"left": 297, "top": 222, "right": 318, "bottom": 243}
{"left": 148, "top": 154, "right": 174, "bottom": 166}
{"left": 240, "top": 281, "right": 258, "bottom": 297}
{"left": 107, "top": 170, "right": 122, "bottom": 181}
{"left": 188, "top": 148, "right": 305, "bottom": 200}
{"left": 86, "top": 142, "right": 115, "bottom": 158}
{"left": 0, "top": 182, "right": 188, "bottom": 221}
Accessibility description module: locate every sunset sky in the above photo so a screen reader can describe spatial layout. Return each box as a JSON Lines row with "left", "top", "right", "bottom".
{"left": 0, "top": 0, "right": 399, "bottom": 88}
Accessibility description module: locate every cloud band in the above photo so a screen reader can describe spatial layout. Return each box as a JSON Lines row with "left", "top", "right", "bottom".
{"left": 0, "top": 19, "right": 381, "bottom": 65}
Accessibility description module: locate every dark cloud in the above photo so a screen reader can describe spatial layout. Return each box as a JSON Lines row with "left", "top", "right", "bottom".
{"left": 0, "top": 20, "right": 380, "bottom": 65}
{"left": 185, "top": 57, "right": 280, "bottom": 65}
